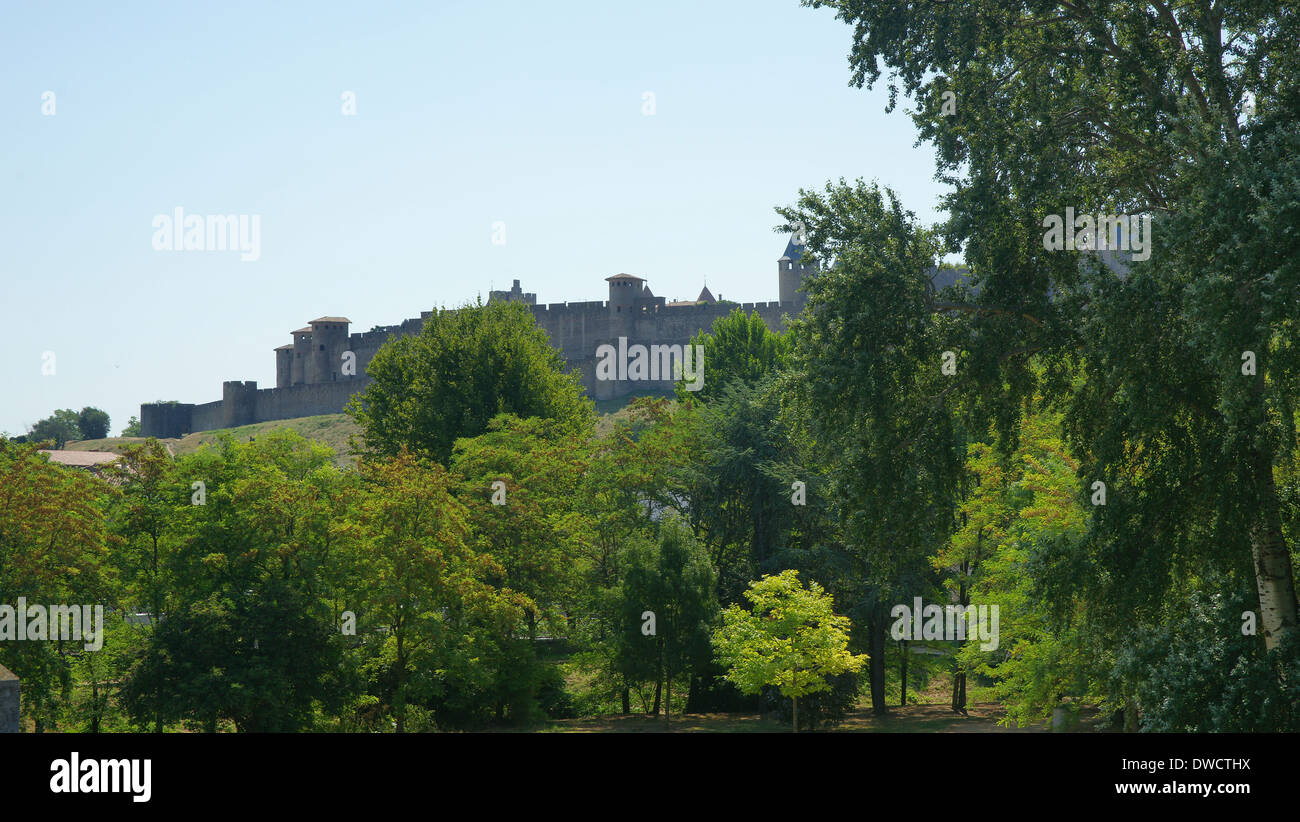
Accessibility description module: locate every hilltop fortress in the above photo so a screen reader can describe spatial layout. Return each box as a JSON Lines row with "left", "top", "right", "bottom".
{"left": 139, "top": 237, "right": 820, "bottom": 438}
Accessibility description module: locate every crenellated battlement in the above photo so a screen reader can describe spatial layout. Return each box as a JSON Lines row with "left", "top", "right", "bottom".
{"left": 138, "top": 236, "right": 831, "bottom": 437}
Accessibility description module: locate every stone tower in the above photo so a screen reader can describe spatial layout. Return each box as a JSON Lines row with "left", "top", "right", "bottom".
{"left": 778, "top": 234, "right": 814, "bottom": 310}
{"left": 488, "top": 279, "right": 537, "bottom": 305}
{"left": 606, "top": 273, "right": 644, "bottom": 334}
{"left": 308, "top": 317, "right": 351, "bottom": 383}
{"left": 221, "top": 381, "right": 258, "bottom": 428}
{"left": 290, "top": 327, "right": 312, "bottom": 385}
{"left": 274, "top": 344, "right": 293, "bottom": 388}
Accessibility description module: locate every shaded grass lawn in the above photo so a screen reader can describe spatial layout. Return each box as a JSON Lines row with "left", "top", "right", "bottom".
{"left": 538, "top": 702, "right": 1047, "bottom": 733}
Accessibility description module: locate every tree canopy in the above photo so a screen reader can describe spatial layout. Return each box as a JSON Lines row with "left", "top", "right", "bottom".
{"left": 348, "top": 300, "right": 595, "bottom": 464}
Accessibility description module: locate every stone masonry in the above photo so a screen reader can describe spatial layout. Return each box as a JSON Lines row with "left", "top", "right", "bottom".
{"left": 0, "top": 663, "right": 18, "bottom": 733}
{"left": 141, "top": 237, "right": 834, "bottom": 438}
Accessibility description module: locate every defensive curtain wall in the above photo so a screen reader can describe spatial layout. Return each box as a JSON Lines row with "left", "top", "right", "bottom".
{"left": 139, "top": 237, "right": 824, "bottom": 438}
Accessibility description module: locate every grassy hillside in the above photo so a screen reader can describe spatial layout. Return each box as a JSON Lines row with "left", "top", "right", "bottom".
{"left": 64, "top": 414, "right": 362, "bottom": 466}
{"left": 63, "top": 395, "right": 666, "bottom": 467}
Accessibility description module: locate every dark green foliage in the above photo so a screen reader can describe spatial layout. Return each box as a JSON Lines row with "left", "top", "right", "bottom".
{"left": 1113, "top": 586, "right": 1300, "bottom": 732}
{"left": 25, "top": 406, "right": 112, "bottom": 444}
{"left": 28, "top": 409, "right": 81, "bottom": 448}
{"left": 77, "top": 406, "right": 111, "bottom": 440}
{"left": 616, "top": 516, "right": 720, "bottom": 712}
{"left": 347, "top": 299, "right": 594, "bottom": 464}
{"left": 678, "top": 379, "right": 800, "bottom": 605}
{"left": 676, "top": 308, "right": 789, "bottom": 404}
{"left": 120, "top": 584, "right": 344, "bottom": 732}
{"left": 535, "top": 664, "right": 576, "bottom": 720}
{"left": 762, "top": 671, "right": 860, "bottom": 731}
{"left": 802, "top": 0, "right": 1300, "bottom": 724}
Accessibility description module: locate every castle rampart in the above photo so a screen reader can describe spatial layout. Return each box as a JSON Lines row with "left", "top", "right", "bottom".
{"left": 138, "top": 237, "right": 824, "bottom": 437}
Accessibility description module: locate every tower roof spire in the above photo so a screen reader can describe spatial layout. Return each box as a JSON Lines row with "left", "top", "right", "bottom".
{"left": 782, "top": 234, "right": 807, "bottom": 261}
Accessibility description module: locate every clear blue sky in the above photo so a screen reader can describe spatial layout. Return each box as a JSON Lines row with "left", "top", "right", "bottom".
{"left": 1, "top": 0, "right": 950, "bottom": 437}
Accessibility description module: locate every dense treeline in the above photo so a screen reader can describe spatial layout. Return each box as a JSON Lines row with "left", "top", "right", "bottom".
{"left": 3, "top": 294, "right": 1296, "bottom": 731}
{"left": 0, "top": 305, "right": 859, "bottom": 731}
{"left": 13, "top": 406, "right": 112, "bottom": 447}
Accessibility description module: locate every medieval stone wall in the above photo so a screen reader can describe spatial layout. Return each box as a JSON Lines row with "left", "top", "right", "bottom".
{"left": 0, "top": 663, "right": 18, "bottom": 733}
{"left": 138, "top": 299, "right": 797, "bottom": 437}
{"left": 138, "top": 242, "right": 821, "bottom": 438}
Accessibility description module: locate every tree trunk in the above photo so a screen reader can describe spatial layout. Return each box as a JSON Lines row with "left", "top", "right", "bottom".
{"left": 1238, "top": 289, "right": 1300, "bottom": 654}
{"left": 952, "top": 580, "right": 970, "bottom": 713}
{"left": 869, "top": 608, "right": 887, "bottom": 716}
{"left": 621, "top": 677, "right": 631, "bottom": 714}
{"left": 90, "top": 678, "right": 100, "bottom": 734}
{"left": 793, "top": 695, "right": 799, "bottom": 733}
{"left": 1249, "top": 448, "right": 1298, "bottom": 652}
{"left": 665, "top": 666, "right": 671, "bottom": 729}
{"left": 395, "top": 633, "right": 406, "bottom": 734}
{"left": 650, "top": 679, "right": 661, "bottom": 716}
{"left": 686, "top": 674, "right": 702, "bottom": 713}
{"left": 899, "top": 640, "right": 908, "bottom": 707}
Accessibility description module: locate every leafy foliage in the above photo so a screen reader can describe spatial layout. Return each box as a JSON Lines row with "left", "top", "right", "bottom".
{"left": 77, "top": 407, "right": 111, "bottom": 440}
{"left": 713, "top": 570, "right": 866, "bottom": 731}
{"left": 28, "top": 409, "right": 81, "bottom": 448}
{"left": 347, "top": 300, "right": 594, "bottom": 464}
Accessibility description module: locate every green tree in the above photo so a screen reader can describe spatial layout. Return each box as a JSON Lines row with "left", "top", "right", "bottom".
{"left": 69, "top": 611, "right": 140, "bottom": 732}
{"left": 617, "top": 515, "right": 718, "bottom": 725}
{"left": 676, "top": 308, "right": 789, "bottom": 404}
{"left": 450, "top": 414, "right": 593, "bottom": 641}
{"left": 340, "top": 451, "right": 529, "bottom": 730}
{"left": 105, "top": 440, "right": 180, "bottom": 627}
{"left": 28, "top": 409, "right": 81, "bottom": 448}
{"left": 807, "top": 0, "right": 1300, "bottom": 657}
{"left": 713, "top": 569, "right": 866, "bottom": 732}
{"left": 121, "top": 416, "right": 142, "bottom": 437}
{"left": 120, "top": 582, "right": 343, "bottom": 732}
{"left": 347, "top": 299, "right": 594, "bottom": 464}
{"left": 77, "top": 407, "right": 111, "bottom": 440}
{"left": 779, "top": 179, "right": 963, "bottom": 715}
{"left": 119, "top": 430, "right": 352, "bottom": 731}
{"left": 0, "top": 440, "right": 112, "bottom": 731}
{"left": 675, "top": 379, "right": 797, "bottom": 602}
{"left": 571, "top": 398, "right": 683, "bottom": 715}
{"left": 946, "top": 408, "right": 1104, "bottom": 727}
